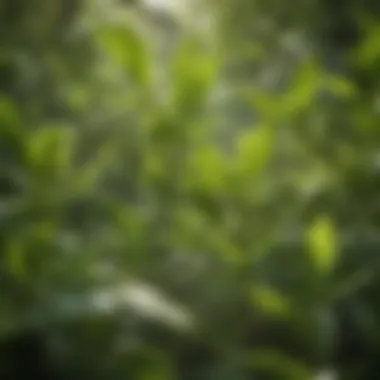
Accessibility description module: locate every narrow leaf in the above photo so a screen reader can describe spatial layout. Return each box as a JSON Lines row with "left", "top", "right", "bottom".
{"left": 307, "top": 216, "right": 338, "bottom": 275}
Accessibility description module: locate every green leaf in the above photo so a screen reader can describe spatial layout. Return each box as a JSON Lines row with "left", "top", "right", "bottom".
{"left": 245, "top": 350, "right": 311, "bottom": 380}
{"left": 0, "top": 97, "right": 21, "bottom": 130}
{"left": 98, "top": 25, "right": 150, "bottom": 85}
{"left": 6, "top": 239, "right": 27, "bottom": 280}
{"left": 75, "top": 141, "right": 116, "bottom": 193}
{"left": 138, "top": 349, "right": 175, "bottom": 380}
{"left": 187, "top": 146, "right": 227, "bottom": 193}
{"left": 172, "top": 38, "right": 220, "bottom": 113}
{"left": 307, "top": 216, "right": 338, "bottom": 275}
{"left": 283, "top": 60, "right": 321, "bottom": 114}
{"left": 354, "top": 23, "right": 380, "bottom": 68}
{"left": 235, "top": 124, "right": 273, "bottom": 178}
{"left": 251, "top": 287, "right": 292, "bottom": 318}
{"left": 246, "top": 90, "right": 281, "bottom": 121}
{"left": 27, "top": 125, "right": 76, "bottom": 178}
{"left": 325, "top": 75, "right": 356, "bottom": 98}
{"left": 0, "top": 98, "right": 25, "bottom": 164}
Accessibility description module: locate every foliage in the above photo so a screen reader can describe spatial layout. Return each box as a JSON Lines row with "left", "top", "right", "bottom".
{"left": 1, "top": 0, "right": 380, "bottom": 379}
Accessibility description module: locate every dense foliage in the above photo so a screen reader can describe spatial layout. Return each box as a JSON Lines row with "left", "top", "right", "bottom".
{"left": 1, "top": 0, "right": 380, "bottom": 379}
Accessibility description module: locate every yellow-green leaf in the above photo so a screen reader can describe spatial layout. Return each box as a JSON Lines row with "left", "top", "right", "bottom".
{"left": 172, "top": 38, "right": 220, "bottom": 112}
{"left": 307, "top": 216, "right": 338, "bottom": 275}
{"left": 284, "top": 60, "right": 321, "bottom": 114}
{"left": 98, "top": 26, "right": 150, "bottom": 85}
{"left": 27, "top": 126, "right": 76, "bottom": 176}
{"left": 251, "top": 287, "right": 291, "bottom": 318}
{"left": 235, "top": 125, "right": 273, "bottom": 177}
{"left": 187, "top": 146, "right": 227, "bottom": 192}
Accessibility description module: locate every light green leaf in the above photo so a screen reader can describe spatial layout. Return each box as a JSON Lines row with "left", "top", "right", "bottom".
{"left": 307, "top": 216, "right": 338, "bottom": 275}
{"left": 235, "top": 124, "right": 273, "bottom": 178}
{"left": 172, "top": 38, "right": 220, "bottom": 112}
{"left": 98, "top": 26, "right": 150, "bottom": 85}
{"left": 187, "top": 146, "right": 227, "bottom": 192}
{"left": 284, "top": 60, "right": 321, "bottom": 114}
{"left": 251, "top": 287, "right": 292, "bottom": 318}
{"left": 27, "top": 125, "right": 76, "bottom": 176}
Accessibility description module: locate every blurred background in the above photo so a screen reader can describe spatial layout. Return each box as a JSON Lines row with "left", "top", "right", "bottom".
{"left": 1, "top": 0, "right": 380, "bottom": 379}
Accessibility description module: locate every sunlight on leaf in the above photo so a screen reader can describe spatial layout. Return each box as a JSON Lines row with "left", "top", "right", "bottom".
{"left": 98, "top": 25, "right": 151, "bottom": 85}
{"left": 307, "top": 216, "right": 338, "bottom": 275}
{"left": 172, "top": 38, "right": 220, "bottom": 112}
{"left": 251, "top": 287, "right": 292, "bottom": 318}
